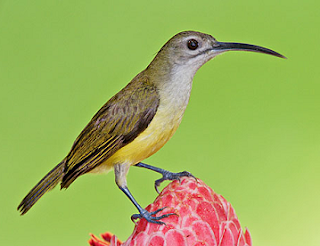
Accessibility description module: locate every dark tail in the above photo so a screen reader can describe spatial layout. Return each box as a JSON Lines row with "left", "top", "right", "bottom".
{"left": 17, "top": 161, "right": 64, "bottom": 215}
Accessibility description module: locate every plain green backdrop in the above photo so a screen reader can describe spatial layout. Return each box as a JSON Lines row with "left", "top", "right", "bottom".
{"left": 1, "top": 0, "right": 319, "bottom": 245}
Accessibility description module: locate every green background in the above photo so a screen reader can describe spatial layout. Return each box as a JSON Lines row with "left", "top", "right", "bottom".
{"left": 1, "top": 1, "right": 319, "bottom": 245}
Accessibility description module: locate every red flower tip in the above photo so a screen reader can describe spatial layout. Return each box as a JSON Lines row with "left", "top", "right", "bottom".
{"left": 89, "top": 177, "right": 252, "bottom": 246}
{"left": 89, "top": 232, "right": 122, "bottom": 246}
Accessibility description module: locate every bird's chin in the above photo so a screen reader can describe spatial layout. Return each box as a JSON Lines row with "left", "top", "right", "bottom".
{"left": 202, "top": 49, "right": 224, "bottom": 63}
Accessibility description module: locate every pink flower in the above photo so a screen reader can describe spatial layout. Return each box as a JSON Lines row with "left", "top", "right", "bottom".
{"left": 89, "top": 177, "right": 252, "bottom": 246}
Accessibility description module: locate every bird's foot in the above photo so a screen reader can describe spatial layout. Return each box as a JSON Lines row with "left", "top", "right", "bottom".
{"left": 134, "top": 162, "right": 197, "bottom": 193}
{"left": 131, "top": 207, "right": 176, "bottom": 225}
{"left": 155, "top": 170, "right": 196, "bottom": 193}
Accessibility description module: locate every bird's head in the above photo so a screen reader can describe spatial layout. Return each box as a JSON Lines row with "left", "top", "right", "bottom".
{"left": 148, "top": 31, "right": 285, "bottom": 77}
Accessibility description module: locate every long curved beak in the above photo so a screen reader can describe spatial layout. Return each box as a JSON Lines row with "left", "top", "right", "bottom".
{"left": 214, "top": 41, "right": 286, "bottom": 59}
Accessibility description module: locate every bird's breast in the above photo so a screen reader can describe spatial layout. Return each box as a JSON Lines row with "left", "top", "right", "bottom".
{"left": 104, "top": 102, "right": 186, "bottom": 168}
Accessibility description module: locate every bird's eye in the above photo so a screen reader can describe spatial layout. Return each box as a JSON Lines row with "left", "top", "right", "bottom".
{"left": 187, "top": 39, "right": 199, "bottom": 50}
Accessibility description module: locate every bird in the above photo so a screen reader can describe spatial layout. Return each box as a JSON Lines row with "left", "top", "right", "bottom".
{"left": 17, "top": 31, "right": 285, "bottom": 224}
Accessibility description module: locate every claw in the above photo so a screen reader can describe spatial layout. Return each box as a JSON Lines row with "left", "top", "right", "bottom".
{"left": 154, "top": 171, "right": 196, "bottom": 193}
{"left": 134, "top": 163, "right": 196, "bottom": 193}
{"left": 131, "top": 207, "right": 177, "bottom": 224}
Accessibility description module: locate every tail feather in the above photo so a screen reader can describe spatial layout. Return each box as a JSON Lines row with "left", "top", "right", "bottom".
{"left": 17, "top": 161, "right": 64, "bottom": 215}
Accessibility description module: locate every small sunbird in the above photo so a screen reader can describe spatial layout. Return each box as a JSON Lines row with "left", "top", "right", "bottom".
{"left": 18, "top": 31, "right": 285, "bottom": 223}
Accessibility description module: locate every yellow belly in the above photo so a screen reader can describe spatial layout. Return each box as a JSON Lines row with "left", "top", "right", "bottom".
{"left": 92, "top": 106, "right": 183, "bottom": 174}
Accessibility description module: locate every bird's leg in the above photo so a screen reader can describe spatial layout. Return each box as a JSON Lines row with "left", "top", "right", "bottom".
{"left": 114, "top": 164, "right": 176, "bottom": 224}
{"left": 119, "top": 185, "right": 176, "bottom": 224}
{"left": 135, "top": 162, "right": 196, "bottom": 193}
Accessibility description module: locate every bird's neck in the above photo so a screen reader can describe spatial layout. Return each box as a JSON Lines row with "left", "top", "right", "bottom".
{"left": 146, "top": 58, "right": 199, "bottom": 115}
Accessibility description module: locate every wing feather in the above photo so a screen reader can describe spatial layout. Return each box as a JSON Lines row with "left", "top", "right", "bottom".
{"left": 61, "top": 74, "right": 159, "bottom": 188}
